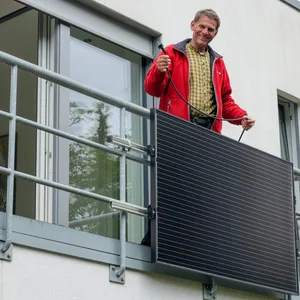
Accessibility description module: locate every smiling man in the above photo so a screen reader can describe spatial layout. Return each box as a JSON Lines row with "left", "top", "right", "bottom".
{"left": 144, "top": 9, "right": 255, "bottom": 134}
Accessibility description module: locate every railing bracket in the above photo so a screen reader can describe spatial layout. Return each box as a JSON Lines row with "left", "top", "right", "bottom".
{"left": 107, "top": 135, "right": 147, "bottom": 154}
{"left": 0, "top": 243, "right": 13, "bottom": 261}
{"left": 147, "top": 145, "right": 155, "bottom": 157}
{"left": 147, "top": 205, "right": 156, "bottom": 219}
{"left": 203, "top": 278, "right": 217, "bottom": 300}
{"left": 109, "top": 265, "right": 125, "bottom": 284}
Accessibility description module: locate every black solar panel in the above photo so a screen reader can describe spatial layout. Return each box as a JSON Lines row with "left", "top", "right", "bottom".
{"left": 150, "top": 109, "right": 298, "bottom": 295}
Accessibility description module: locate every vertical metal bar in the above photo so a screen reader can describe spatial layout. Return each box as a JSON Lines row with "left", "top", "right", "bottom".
{"left": 117, "top": 107, "right": 126, "bottom": 278}
{"left": 1, "top": 66, "right": 18, "bottom": 253}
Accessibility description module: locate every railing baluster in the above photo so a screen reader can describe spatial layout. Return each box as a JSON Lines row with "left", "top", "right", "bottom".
{"left": 116, "top": 107, "right": 126, "bottom": 281}
{"left": 1, "top": 66, "right": 18, "bottom": 255}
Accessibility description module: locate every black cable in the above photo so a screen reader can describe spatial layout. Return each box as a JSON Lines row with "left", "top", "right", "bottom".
{"left": 157, "top": 43, "right": 246, "bottom": 140}
{"left": 166, "top": 68, "right": 244, "bottom": 122}
{"left": 238, "top": 129, "right": 245, "bottom": 142}
{"left": 159, "top": 43, "right": 244, "bottom": 122}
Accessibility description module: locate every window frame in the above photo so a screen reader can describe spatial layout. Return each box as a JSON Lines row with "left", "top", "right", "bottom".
{"left": 278, "top": 91, "right": 300, "bottom": 209}
{"left": 0, "top": 0, "right": 159, "bottom": 276}
{"left": 53, "top": 23, "right": 149, "bottom": 243}
{"left": 278, "top": 94, "right": 300, "bottom": 168}
{"left": 19, "top": 0, "right": 160, "bottom": 239}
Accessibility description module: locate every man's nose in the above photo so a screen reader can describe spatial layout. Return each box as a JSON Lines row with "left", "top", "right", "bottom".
{"left": 202, "top": 28, "right": 209, "bottom": 35}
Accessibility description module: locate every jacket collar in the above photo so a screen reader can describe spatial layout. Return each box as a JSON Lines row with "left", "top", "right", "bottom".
{"left": 173, "top": 38, "right": 222, "bottom": 59}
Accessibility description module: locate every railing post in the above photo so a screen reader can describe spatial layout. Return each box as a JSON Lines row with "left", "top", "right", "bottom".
{"left": 0, "top": 66, "right": 18, "bottom": 260}
{"left": 110, "top": 107, "right": 127, "bottom": 283}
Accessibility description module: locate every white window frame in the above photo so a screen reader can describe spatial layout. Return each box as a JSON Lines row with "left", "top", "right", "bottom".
{"left": 20, "top": 0, "right": 160, "bottom": 226}
{"left": 36, "top": 13, "right": 57, "bottom": 223}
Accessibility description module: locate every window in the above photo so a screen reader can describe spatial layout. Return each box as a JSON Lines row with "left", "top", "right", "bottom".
{"left": 278, "top": 100, "right": 300, "bottom": 164}
{"left": 0, "top": 0, "right": 157, "bottom": 251}
{"left": 278, "top": 96, "right": 300, "bottom": 205}
{"left": 52, "top": 26, "right": 147, "bottom": 244}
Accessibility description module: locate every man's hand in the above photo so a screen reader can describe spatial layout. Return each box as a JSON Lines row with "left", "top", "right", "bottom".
{"left": 157, "top": 55, "right": 171, "bottom": 72}
{"left": 242, "top": 116, "right": 255, "bottom": 131}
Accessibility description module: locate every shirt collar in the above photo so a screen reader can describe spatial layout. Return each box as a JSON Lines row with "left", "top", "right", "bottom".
{"left": 186, "top": 42, "right": 209, "bottom": 57}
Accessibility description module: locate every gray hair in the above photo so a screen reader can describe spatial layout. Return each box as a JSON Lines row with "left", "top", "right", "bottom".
{"left": 194, "top": 9, "right": 221, "bottom": 30}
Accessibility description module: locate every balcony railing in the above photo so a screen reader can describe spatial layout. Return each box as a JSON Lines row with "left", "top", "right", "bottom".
{"left": 0, "top": 50, "right": 299, "bottom": 294}
{"left": 0, "top": 50, "right": 151, "bottom": 281}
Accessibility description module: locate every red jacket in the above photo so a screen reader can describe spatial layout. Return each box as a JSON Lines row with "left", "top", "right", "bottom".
{"left": 144, "top": 39, "right": 247, "bottom": 134}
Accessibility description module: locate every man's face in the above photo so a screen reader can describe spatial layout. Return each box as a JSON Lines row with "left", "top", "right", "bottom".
{"left": 190, "top": 15, "right": 218, "bottom": 49}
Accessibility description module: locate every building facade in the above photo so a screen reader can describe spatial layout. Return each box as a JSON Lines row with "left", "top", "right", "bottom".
{"left": 0, "top": 0, "right": 300, "bottom": 299}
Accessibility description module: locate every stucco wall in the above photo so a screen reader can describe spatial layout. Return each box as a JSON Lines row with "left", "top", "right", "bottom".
{"left": 0, "top": 246, "right": 275, "bottom": 300}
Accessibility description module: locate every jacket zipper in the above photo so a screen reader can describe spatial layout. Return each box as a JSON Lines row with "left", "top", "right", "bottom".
{"left": 187, "top": 55, "right": 191, "bottom": 121}
{"left": 211, "top": 58, "right": 219, "bottom": 129}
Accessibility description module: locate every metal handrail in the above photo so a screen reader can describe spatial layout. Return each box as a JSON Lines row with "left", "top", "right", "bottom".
{"left": 294, "top": 168, "right": 300, "bottom": 181}
{"left": 0, "top": 110, "right": 149, "bottom": 166}
{"left": 0, "top": 166, "right": 147, "bottom": 216}
{"left": 0, "top": 51, "right": 150, "bottom": 119}
{"left": 69, "top": 211, "right": 120, "bottom": 228}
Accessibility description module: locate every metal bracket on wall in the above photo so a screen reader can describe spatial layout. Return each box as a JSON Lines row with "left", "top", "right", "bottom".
{"left": 0, "top": 242, "right": 13, "bottom": 261}
{"left": 203, "top": 278, "right": 217, "bottom": 300}
{"left": 109, "top": 265, "right": 125, "bottom": 284}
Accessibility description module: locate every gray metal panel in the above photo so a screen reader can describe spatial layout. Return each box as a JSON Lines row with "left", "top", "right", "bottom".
{"left": 151, "top": 109, "right": 298, "bottom": 295}
{"left": 16, "top": 0, "right": 154, "bottom": 58}
{"left": 52, "top": 23, "right": 70, "bottom": 226}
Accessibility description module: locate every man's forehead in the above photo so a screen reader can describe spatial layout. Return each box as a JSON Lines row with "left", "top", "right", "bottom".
{"left": 196, "top": 15, "right": 217, "bottom": 26}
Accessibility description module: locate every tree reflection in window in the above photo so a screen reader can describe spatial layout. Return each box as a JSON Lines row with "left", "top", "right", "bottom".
{"left": 69, "top": 101, "right": 120, "bottom": 238}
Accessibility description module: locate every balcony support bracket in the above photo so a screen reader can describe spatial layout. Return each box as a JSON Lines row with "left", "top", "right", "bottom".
{"left": 0, "top": 242, "right": 13, "bottom": 261}
{"left": 109, "top": 265, "right": 125, "bottom": 284}
{"left": 203, "top": 278, "right": 217, "bottom": 300}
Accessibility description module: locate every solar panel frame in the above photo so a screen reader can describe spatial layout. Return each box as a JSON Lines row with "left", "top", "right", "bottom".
{"left": 150, "top": 109, "right": 299, "bottom": 295}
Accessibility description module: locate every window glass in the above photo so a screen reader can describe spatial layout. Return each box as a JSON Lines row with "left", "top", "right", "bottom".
{"left": 68, "top": 27, "right": 145, "bottom": 243}
{"left": 278, "top": 104, "right": 290, "bottom": 161}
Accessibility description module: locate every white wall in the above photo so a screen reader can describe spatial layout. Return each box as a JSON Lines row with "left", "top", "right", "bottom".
{"left": 0, "top": 246, "right": 274, "bottom": 300}
{"left": 94, "top": 0, "right": 300, "bottom": 156}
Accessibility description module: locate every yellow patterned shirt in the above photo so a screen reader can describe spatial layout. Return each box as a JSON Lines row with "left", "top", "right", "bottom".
{"left": 185, "top": 43, "right": 217, "bottom": 118}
